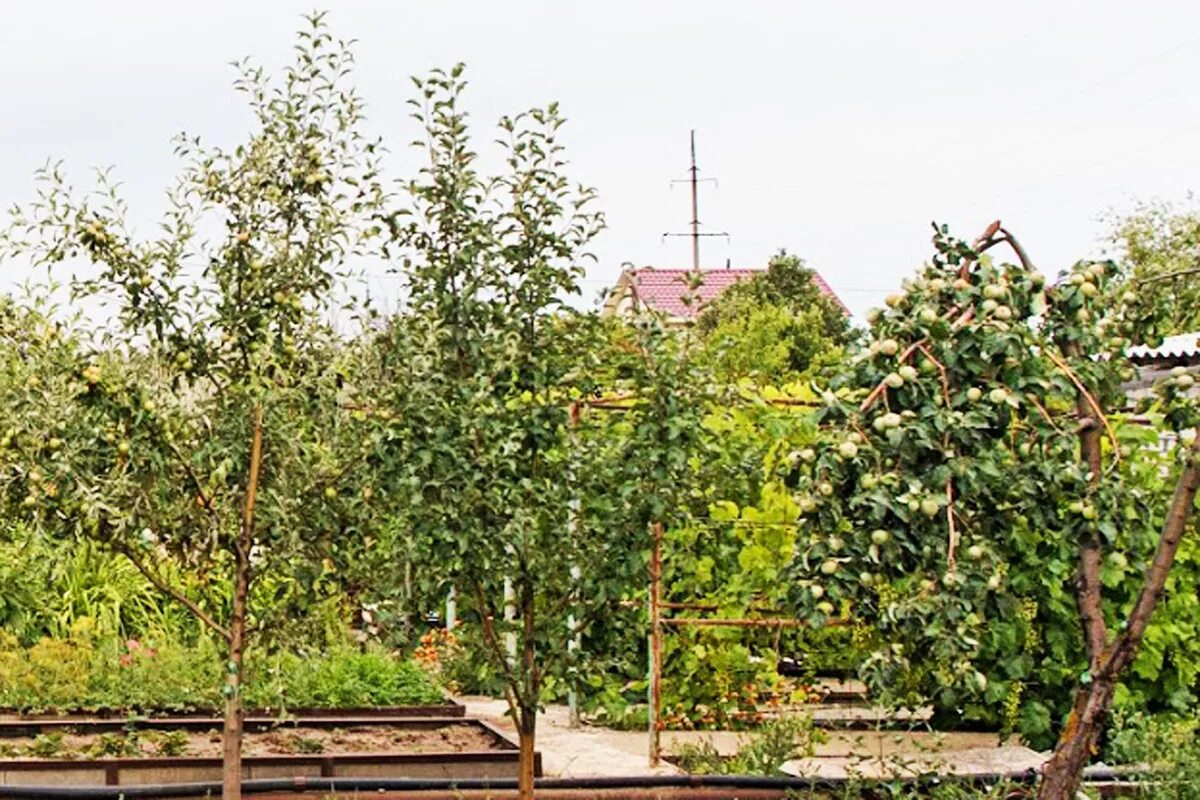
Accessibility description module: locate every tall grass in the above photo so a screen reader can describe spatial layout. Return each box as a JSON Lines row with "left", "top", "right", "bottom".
{"left": 0, "top": 525, "right": 197, "bottom": 645}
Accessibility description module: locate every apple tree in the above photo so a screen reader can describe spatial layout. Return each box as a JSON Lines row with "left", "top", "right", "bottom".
{"left": 367, "top": 67, "right": 710, "bottom": 800}
{"left": 0, "top": 15, "right": 384, "bottom": 798}
{"left": 784, "top": 221, "right": 1200, "bottom": 800}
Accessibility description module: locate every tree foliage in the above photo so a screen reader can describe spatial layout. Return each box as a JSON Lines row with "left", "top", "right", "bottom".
{"left": 1107, "top": 198, "right": 1200, "bottom": 337}
{"left": 696, "top": 250, "right": 852, "bottom": 384}
{"left": 0, "top": 15, "right": 384, "bottom": 798}
{"left": 782, "top": 222, "right": 1200, "bottom": 798}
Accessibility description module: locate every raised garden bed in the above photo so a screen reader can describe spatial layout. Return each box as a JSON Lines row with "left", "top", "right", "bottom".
{"left": 0, "top": 701, "right": 464, "bottom": 725}
{"left": 0, "top": 718, "right": 539, "bottom": 787}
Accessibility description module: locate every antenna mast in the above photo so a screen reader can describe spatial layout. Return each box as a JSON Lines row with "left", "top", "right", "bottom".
{"left": 664, "top": 130, "right": 728, "bottom": 271}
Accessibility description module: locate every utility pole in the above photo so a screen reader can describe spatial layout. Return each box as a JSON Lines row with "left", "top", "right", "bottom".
{"left": 663, "top": 130, "right": 727, "bottom": 271}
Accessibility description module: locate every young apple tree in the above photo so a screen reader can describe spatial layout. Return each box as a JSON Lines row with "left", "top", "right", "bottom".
{"left": 785, "top": 221, "right": 1200, "bottom": 800}
{"left": 0, "top": 15, "right": 383, "bottom": 798}
{"left": 366, "top": 67, "right": 706, "bottom": 800}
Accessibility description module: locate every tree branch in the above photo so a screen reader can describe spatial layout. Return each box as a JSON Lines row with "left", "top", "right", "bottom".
{"left": 116, "top": 542, "right": 231, "bottom": 643}
{"left": 1046, "top": 348, "right": 1120, "bottom": 466}
{"left": 916, "top": 343, "right": 952, "bottom": 406}
{"left": 1062, "top": 343, "right": 1108, "bottom": 669}
{"left": 1101, "top": 435, "right": 1200, "bottom": 679}
{"left": 997, "top": 227, "right": 1035, "bottom": 273}
{"left": 472, "top": 579, "right": 523, "bottom": 724}
{"left": 240, "top": 405, "right": 264, "bottom": 563}
{"left": 1135, "top": 266, "right": 1200, "bottom": 285}
{"left": 945, "top": 477, "right": 958, "bottom": 577}
{"left": 167, "top": 439, "right": 216, "bottom": 516}
{"left": 860, "top": 339, "right": 926, "bottom": 414}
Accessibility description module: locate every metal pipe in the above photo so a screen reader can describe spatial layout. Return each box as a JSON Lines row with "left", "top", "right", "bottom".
{"left": 12, "top": 767, "right": 1147, "bottom": 799}
{"left": 503, "top": 577, "right": 516, "bottom": 664}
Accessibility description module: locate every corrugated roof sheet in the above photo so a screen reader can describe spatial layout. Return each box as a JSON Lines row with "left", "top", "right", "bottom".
{"left": 1126, "top": 331, "right": 1200, "bottom": 362}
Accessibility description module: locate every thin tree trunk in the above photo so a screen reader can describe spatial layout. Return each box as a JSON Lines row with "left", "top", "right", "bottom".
{"left": 222, "top": 552, "right": 250, "bottom": 800}
{"left": 517, "top": 706, "right": 537, "bottom": 800}
{"left": 223, "top": 406, "right": 264, "bottom": 800}
{"left": 516, "top": 573, "right": 539, "bottom": 800}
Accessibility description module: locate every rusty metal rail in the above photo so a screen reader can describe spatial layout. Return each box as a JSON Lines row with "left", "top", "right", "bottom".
{"left": 645, "top": 522, "right": 845, "bottom": 768}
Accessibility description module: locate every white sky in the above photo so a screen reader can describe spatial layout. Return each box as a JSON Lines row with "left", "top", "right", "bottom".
{"left": 2, "top": 2, "right": 1198, "bottom": 319}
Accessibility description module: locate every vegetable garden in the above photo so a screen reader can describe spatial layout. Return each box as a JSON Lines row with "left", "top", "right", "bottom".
{"left": 1, "top": 12, "right": 1200, "bottom": 800}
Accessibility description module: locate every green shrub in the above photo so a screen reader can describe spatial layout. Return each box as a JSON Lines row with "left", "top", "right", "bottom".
{"left": 0, "top": 633, "right": 442, "bottom": 713}
{"left": 1106, "top": 710, "right": 1200, "bottom": 799}
{"left": 251, "top": 645, "right": 445, "bottom": 709}
{"left": 152, "top": 729, "right": 189, "bottom": 756}
{"left": 675, "top": 714, "right": 824, "bottom": 776}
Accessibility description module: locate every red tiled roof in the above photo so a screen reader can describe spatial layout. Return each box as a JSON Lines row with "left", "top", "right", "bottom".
{"left": 627, "top": 267, "right": 845, "bottom": 318}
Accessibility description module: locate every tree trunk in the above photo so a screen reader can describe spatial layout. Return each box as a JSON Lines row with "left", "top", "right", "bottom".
{"left": 1037, "top": 435, "right": 1200, "bottom": 800}
{"left": 221, "top": 553, "right": 250, "bottom": 800}
{"left": 517, "top": 706, "right": 537, "bottom": 800}
{"left": 224, "top": 405, "right": 263, "bottom": 800}
{"left": 1036, "top": 677, "right": 1115, "bottom": 800}
{"left": 516, "top": 573, "right": 538, "bottom": 800}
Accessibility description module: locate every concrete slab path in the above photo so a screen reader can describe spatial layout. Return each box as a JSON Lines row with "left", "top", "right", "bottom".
{"left": 454, "top": 696, "right": 1044, "bottom": 781}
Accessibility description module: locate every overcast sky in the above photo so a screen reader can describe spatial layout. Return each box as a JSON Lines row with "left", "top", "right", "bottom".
{"left": 2, "top": 2, "right": 1198, "bottom": 319}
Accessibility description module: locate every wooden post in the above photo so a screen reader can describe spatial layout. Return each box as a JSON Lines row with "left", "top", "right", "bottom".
{"left": 648, "top": 521, "right": 664, "bottom": 767}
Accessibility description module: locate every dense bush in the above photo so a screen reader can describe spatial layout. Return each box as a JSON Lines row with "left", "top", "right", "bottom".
{"left": 0, "top": 629, "right": 443, "bottom": 713}
{"left": 1106, "top": 710, "right": 1200, "bottom": 799}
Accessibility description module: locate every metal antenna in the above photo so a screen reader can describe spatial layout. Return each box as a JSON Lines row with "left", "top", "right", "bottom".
{"left": 663, "top": 130, "right": 728, "bottom": 271}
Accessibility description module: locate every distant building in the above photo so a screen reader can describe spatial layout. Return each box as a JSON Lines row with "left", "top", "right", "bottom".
{"left": 601, "top": 266, "right": 844, "bottom": 325}
{"left": 1123, "top": 331, "right": 1200, "bottom": 401}
{"left": 1123, "top": 331, "right": 1200, "bottom": 454}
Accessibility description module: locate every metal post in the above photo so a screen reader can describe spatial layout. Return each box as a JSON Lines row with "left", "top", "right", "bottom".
{"left": 567, "top": 401, "right": 583, "bottom": 728}
{"left": 504, "top": 577, "right": 517, "bottom": 664}
{"left": 689, "top": 131, "right": 700, "bottom": 272}
{"left": 445, "top": 585, "right": 457, "bottom": 631}
{"left": 663, "top": 131, "right": 726, "bottom": 269}
{"left": 648, "top": 521, "right": 664, "bottom": 767}
{"left": 567, "top": 565, "right": 582, "bottom": 728}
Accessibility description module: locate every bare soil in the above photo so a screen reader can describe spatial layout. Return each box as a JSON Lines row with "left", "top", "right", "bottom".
{"left": 0, "top": 723, "right": 501, "bottom": 760}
